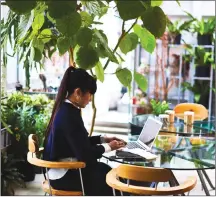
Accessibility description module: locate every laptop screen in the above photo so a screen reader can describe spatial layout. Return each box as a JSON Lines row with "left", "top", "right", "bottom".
{"left": 138, "top": 117, "right": 162, "bottom": 147}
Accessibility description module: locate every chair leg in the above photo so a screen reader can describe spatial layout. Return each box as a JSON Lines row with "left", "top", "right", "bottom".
{"left": 112, "top": 188, "right": 116, "bottom": 196}
{"left": 45, "top": 168, "right": 52, "bottom": 196}
{"left": 79, "top": 169, "right": 85, "bottom": 196}
{"left": 44, "top": 192, "right": 47, "bottom": 196}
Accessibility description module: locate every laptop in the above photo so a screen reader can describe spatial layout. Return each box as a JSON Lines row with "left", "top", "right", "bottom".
{"left": 126, "top": 116, "right": 163, "bottom": 151}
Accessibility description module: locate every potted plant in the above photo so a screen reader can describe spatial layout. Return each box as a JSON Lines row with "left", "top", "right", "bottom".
{"left": 192, "top": 17, "right": 215, "bottom": 45}
{"left": 1, "top": 92, "right": 53, "bottom": 180}
{"left": 166, "top": 14, "right": 195, "bottom": 44}
{"left": 1, "top": 153, "right": 26, "bottom": 195}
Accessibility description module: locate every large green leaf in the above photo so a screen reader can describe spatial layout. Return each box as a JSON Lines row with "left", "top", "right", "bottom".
{"left": 80, "top": 11, "right": 93, "bottom": 27}
{"left": 32, "top": 13, "right": 44, "bottom": 32}
{"left": 38, "top": 29, "right": 52, "bottom": 43}
{"left": 119, "top": 33, "right": 138, "bottom": 54}
{"left": 141, "top": 6, "right": 166, "bottom": 38}
{"left": 116, "top": 68, "right": 132, "bottom": 88}
{"left": 47, "top": 1, "right": 77, "bottom": 19}
{"left": 94, "top": 29, "right": 118, "bottom": 64}
{"left": 76, "top": 27, "right": 93, "bottom": 46}
{"left": 32, "top": 37, "right": 44, "bottom": 53}
{"left": 75, "top": 46, "right": 99, "bottom": 70}
{"left": 134, "top": 71, "right": 148, "bottom": 92}
{"left": 57, "top": 37, "right": 71, "bottom": 56}
{"left": 94, "top": 61, "right": 104, "bottom": 82}
{"left": 116, "top": 1, "right": 146, "bottom": 21}
{"left": 133, "top": 24, "right": 156, "bottom": 53}
{"left": 56, "top": 12, "right": 81, "bottom": 37}
{"left": 34, "top": 48, "right": 42, "bottom": 62}
{"left": 151, "top": 0, "right": 163, "bottom": 7}
{"left": 6, "top": 0, "right": 37, "bottom": 15}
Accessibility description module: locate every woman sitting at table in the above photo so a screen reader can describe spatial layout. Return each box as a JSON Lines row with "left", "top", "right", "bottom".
{"left": 43, "top": 66, "right": 126, "bottom": 196}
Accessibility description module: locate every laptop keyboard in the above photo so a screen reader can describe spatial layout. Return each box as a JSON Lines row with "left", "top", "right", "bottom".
{"left": 126, "top": 142, "right": 145, "bottom": 149}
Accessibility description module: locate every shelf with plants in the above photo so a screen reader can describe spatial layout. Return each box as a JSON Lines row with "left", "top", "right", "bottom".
{"left": 1, "top": 91, "right": 54, "bottom": 181}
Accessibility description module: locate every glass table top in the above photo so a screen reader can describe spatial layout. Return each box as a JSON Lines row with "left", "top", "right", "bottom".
{"left": 130, "top": 114, "right": 215, "bottom": 137}
{"left": 104, "top": 135, "right": 215, "bottom": 170}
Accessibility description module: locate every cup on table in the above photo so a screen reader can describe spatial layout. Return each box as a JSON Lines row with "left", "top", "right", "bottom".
{"left": 158, "top": 114, "right": 169, "bottom": 130}
{"left": 184, "top": 111, "right": 194, "bottom": 126}
{"left": 165, "top": 110, "right": 175, "bottom": 124}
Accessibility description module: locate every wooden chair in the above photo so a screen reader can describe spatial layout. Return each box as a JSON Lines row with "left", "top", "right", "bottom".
{"left": 27, "top": 134, "right": 86, "bottom": 196}
{"left": 106, "top": 164, "right": 197, "bottom": 196}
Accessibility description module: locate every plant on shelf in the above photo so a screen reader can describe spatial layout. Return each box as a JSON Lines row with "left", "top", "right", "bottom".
{"left": 1, "top": 153, "right": 26, "bottom": 196}
{"left": 191, "top": 17, "right": 216, "bottom": 45}
{"left": 166, "top": 11, "right": 195, "bottom": 44}
{"left": 1, "top": 0, "right": 181, "bottom": 136}
{"left": 150, "top": 99, "right": 169, "bottom": 116}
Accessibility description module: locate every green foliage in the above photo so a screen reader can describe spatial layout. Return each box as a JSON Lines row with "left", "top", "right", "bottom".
{"left": 141, "top": 6, "right": 167, "bottom": 38}
{"left": 56, "top": 12, "right": 81, "bottom": 37}
{"left": 76, "top": 27, "right": 93, "bottom": 46}
{"left": 116, "top": 1, "right": 146, "bottom": 21}
{"left": 76, "top": 46, "right": 99, "bottom": 70}
{"left": 94, "top": 61, "right": 104, "bottom": 82}
{"left": 150, "top": 99, "right": 169, "bottom": 116}
{"left": 116, "top": 68, "right": 132, "bottom": 91}
{"left": 192, "top": 17, "right": 216, "bottom": 35}
{"left": 134, "top": 71, "right": 148, "bottom": 92}
{"left": 133, "top": 24, "right": 156, "bottom": 53}
{"left": 1, "top": 153, "right": 26, "bottom": 196}
{"left": 6, "top": 0, "right": 37, "bottom": 15}
{"left": 119, "top": 33, "right": 138, "bottom": 54}
{"left": 167, "top": 18, "right": 195, "bottom": 35}
{"left": 1, "top": 92, "right": 54, "bottom": 146}
{"left": 57, "top": 37, "right": 71, "bottom": 56}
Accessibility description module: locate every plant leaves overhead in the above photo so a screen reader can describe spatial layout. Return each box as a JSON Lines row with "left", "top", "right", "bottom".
{"left": 119, "top": 33, "right": 138, "bottom": 54}
{"left": 141, "top": 6, "right": 166, "bottom": 38}
{"left": 116, "top": 68, "right": 132, "bottom": 88}
{"left": 133, "top": 24, "right": 156, "bottom": 53}
{"left": 56, "top": 12, "right": 81, "bottom": 37}
{"left": 76, "top": 27, "right": 93, "bottom": 46}
{"left": 94, "top": 61, "right": 104, "bottom": 82}
{"left": 116, "top": 1, "right": 146, "bottom": 21}
{"left": 6, "top": 0, "right": 37, "bottom": 15}
{"left": 57, "top": 37, "right": 71, "bottom": 56}
{"left": 75, "top": 46, "right": 99, "bottom": 70}
{"left": 47, "top": 0, "right": 77, "bottom": 19}
{"left": 134, "top": 71, "right": 148, "bottom": 92}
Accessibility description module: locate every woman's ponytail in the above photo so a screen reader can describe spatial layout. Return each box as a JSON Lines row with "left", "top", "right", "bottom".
{"left": 43, "top": 66, "right": 74, "bottom": 146}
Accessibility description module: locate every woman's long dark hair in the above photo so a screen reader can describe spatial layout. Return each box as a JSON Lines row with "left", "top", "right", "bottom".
{"left": 43, "top": 66, "right": 97, "bottom": 146}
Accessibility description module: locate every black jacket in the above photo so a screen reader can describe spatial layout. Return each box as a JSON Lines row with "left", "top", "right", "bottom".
{"left": 43, "top": 102, "right": 105, "bottom": 167}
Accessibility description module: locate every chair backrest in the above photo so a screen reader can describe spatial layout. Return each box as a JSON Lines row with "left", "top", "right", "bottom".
{"left": 174, "top": 103, "right": 208, "bottom": 120}
{"left": 28, "top": 134, "right": 39, "bottom": 153}
{"left": 27, "top": 134, "right": 86, "bottom": 169}
{"left": 116, "top": 164, "right": 173, "bottom": 183}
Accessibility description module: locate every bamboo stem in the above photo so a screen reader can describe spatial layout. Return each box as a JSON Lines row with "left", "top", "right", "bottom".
{"left": 89, "top": 94, "right": 97, "bottom": 136}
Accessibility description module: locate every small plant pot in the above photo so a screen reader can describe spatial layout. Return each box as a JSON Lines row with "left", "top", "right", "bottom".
{"left": 168, "top": 33, "right": 181, "bottom": 44}
{"left": 197, "top": 34, "right": 212, "bottom": 45}
{"left": 174, "top": 34, "right": 181, "bottom": 44}
{"left": 195, "top": 64, "right": 211, "bottom": 77}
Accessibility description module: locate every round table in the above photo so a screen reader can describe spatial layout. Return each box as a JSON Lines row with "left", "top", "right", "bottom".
{"left": 129, "top": 114, "right": 215, "bottom": 137}
{"left": 103, "top": 135, "right": 215, "bottom": 196}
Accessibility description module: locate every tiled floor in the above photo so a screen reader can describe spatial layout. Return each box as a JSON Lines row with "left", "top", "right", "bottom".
{"left": 15, "top": 160, "right": 215, "bottom": 196}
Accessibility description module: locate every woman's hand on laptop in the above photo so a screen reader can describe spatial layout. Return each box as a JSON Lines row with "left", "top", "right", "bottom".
{"left": 104, "top": 136, "right": 127, "bottom": 145}
{"left": 108, "top": 140, "right": 126, "bottom": 150}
